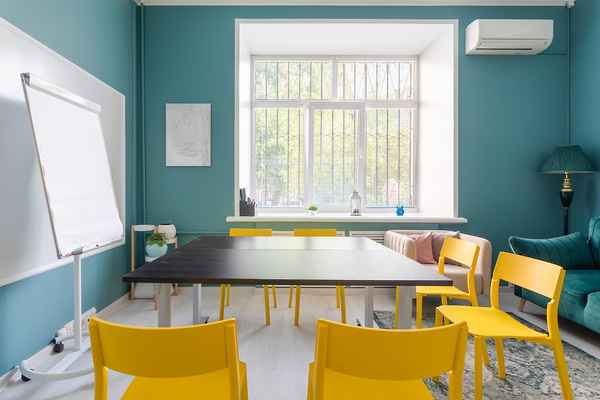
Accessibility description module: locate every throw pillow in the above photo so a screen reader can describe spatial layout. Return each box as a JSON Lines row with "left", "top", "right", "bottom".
{"left": 432, "top": 231, "right": 460, "bottom": 261}
{"left": 509, "top": 232, "right": 595, "bottom": 270}
{"left": 408, "top": 232, "right": 436, "bottom": 264}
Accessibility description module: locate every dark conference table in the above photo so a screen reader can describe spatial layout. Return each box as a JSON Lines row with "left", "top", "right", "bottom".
{"left": 123, "top": 236, "right": 452, "bottom": 328}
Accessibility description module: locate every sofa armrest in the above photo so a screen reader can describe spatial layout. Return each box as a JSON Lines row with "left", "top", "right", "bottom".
{"left": 457, "top": 233, "right": 493, "bottom": 296}
{"left": 384, "top": 231, "right": 417, "bottom": 261}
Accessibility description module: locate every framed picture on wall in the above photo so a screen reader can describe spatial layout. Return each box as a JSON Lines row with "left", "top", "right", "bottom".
{"left": 165, "top": 103, "right": 211, "bottom": 167}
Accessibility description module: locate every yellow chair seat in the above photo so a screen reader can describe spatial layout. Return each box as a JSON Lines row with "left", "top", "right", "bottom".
{"left": 437, "top": 305, "right": 546, "bottom": 340}
{"left": 308, "top": 363, "right": 433, "bottom": 400}
{"left": 124, "top": 363, "right": 247, "bottom": 400}
{"left": 416, "top": 285, "right": 469, "bottom": 298}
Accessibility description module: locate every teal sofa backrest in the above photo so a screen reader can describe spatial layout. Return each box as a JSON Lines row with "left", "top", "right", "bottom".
{"left": 589, "top": 216, "right": 600, "bottom": 265}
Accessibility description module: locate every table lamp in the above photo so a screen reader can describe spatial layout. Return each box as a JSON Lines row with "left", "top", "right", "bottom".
{"left": 540, "top": 145, "right": 596, "bottom": 235}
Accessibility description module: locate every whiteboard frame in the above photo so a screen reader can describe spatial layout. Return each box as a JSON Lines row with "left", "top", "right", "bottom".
{"left": 0, "top": 18, "right": 126, "bottom": 287}
{"left": 22, "top": 73, "right": 125, "bottom": 259}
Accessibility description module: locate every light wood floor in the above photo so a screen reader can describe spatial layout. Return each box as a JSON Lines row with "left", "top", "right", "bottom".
{"left": 2, "top": 286, "right": 599, "bottom": 400}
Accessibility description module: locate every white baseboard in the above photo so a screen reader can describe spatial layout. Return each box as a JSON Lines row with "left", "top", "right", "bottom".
{"left": 0, "top": 293, "right": 129, "bottom": 392}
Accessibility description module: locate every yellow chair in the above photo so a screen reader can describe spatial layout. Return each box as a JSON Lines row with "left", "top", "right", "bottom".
{"left": 307, "top": 319, "right": 468, "bottom": 400}
{"left": 225, "top": 228, "right": 276, "bottom": 325}
{"left": 290, "top": 229, "right": 345, "bottom": 326}
{"left": 400, "top": 237, "right": 480, "bottom": 329}
{"left": 89, "top": 317, "right": 248, "bottom": 400}
{"left": 437, "top": 252, "right": 573, "bottom": 400}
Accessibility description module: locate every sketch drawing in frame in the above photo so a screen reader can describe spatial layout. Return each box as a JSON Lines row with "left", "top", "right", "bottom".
{"left": 165, "top": 103, "right": 211, "bottom": 167}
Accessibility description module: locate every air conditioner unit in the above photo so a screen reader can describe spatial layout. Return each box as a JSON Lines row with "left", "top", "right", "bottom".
{"left": 466, "top": 19, "right": 553, "bottom": 55}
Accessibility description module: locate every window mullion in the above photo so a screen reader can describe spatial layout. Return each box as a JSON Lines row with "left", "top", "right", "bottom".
{"left": 332, "top": 58, "right": 338, "bottom": 99}
{"left": 357, "top": 105, "right": 367, "bottom": 210}
{"left": 305, "top": 106, "right": 313, "bottom": 207}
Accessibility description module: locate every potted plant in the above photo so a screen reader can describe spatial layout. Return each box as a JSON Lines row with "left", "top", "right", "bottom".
{"left": 307, "top": 204, "right": 319, "bottom": 216}
{"left": 145, "top": 232, "right": 168, "bottom": 258}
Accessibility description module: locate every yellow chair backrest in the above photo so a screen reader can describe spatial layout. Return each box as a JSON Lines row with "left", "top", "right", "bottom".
{"left": 438, "top": 237, "right": 480, "bottom": 273}
{"left": 438, "top": 237, "right": 480, "bottom": 299}
{"left": 312, "top": 319, "right": 467, "bottom": 393}
{"left": 229, "top": 228, "right": 272, "bottom": 237}
{"left": 293, "top": 229, "right": 337, "bottom": 237}
{"left": 491, "top": 251, "right": 565, "bottom": 302}
{"left": 490, "top": 252, "right": 566, "bottom": 340}
{"left": 89, "top": 318, "right": 243, "bottom": 398}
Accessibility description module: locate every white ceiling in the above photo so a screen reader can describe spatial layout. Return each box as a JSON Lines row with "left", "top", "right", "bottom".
{"left": 239, "top": 22, "right": 451, "bottom": 56}
{"left": 139, "top": 0, "right": 572, "bottom": 6}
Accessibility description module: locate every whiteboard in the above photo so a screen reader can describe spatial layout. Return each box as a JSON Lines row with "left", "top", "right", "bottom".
{"left": 0, "top": 18, "right": 126, "bottom": 285}
{"left": 23, "top": 75, "right": 123, "bottom": 258}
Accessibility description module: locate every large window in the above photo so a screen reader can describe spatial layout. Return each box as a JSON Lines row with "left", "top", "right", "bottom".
{"left": 251, "top": 56, "right": 417, "bottom": 211}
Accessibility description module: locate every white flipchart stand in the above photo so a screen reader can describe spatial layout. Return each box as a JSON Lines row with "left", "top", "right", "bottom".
{"left": 19, "top": 74, "right": 124, "bottom": 381}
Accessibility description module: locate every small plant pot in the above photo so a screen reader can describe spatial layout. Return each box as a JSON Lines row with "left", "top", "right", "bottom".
{"left": 308, "top": 210, "right": 318, "bottom": 216}
{"left": 145, "top": 243, "right": 168, "bottom": 258}
{"left": 157, "top": 224, "right": 177, "bottom": 241}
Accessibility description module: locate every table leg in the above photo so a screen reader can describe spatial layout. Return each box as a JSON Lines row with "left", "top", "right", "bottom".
{"left": 396, "top": 286, "right": 413, "bottom": 329}
{"left": 158, "top": 284, "right": 172, "bottom": 327}
{"left": 193, "top": 284, "right": 202, "bottom": 324}
{"left": 364, "top": 286, "right": 374, "bottom": 327}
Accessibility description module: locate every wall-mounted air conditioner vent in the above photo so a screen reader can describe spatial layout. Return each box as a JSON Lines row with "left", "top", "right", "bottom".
{"left": 466, "top": 19, "right": 553, "bottom": 55}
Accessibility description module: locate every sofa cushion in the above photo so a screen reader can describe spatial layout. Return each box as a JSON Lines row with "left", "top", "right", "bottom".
{"left": 584, "top": 292, "right": 600, "bottom": 335}
{"left": 588, "top": 216, "right": 600, "bottom": 265}
{"left": 509, "top": 232, "right": 595, "bottom": 269}
{"left": 562, "top": 269, "right": 600, "bottom": 298}
{"left": 518, "top": 269, "right": 600, "bottom": 327}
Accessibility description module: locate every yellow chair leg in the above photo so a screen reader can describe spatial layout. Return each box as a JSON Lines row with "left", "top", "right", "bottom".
{"left": 483, "top": 342, "right": 490, "bottom": 366}
{"left": 474, "top": 336, "right": 485, "bottom": 400}
{"left": 339, "top": 286, "right": 347, "bottom": 324}
{"left": 294, "top": 286, "right": 301, "bottom": 326}
{"left": 552, "top": 340, "right": 574, "bottom": 400}
{"left": 225, "top": 284, "right": 231, "bottom": 306}
{"left": 441, "top": 295, "right": 448, "bottom": 306}
{"left": 288, "top": 286, "right": 294, "bottom": 308}
{"left": 263, "top": 285, "right": 271, "bottom": 326}
{"left": 496, "top": 339, "right": 506, "bottom": 379}
{"left": 219, "top": 284, "right": 226, "bottom": 320}
{"left": 394, "top": 286, "right": 400, "bottom": 329}
{"left": 335, "top": 286, "right": 341, "bottom": 309}
{"left": 415, "top": 293, "right": 423, "bottom": 329}
{"left": 271, "top": 285, "right": 278, "bottom": 308}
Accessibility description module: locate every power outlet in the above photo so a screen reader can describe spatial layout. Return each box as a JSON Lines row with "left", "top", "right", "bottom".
{"left": 56, "top": 308, "right": 96, "bottom": 338}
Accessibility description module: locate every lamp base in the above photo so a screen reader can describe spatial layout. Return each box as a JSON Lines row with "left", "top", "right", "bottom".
{"left": 560, "top": 172, "right": 574, "bottom": 235}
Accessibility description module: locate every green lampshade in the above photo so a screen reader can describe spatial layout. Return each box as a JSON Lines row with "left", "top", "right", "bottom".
{"left": 540, "top": 145, "right": 597, "bottom": 174}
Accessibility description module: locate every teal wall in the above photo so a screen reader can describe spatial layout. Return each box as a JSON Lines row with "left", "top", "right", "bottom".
{"left": 0, "top": 1, "right": 138, "bottom": 374}
{"left": 571, "top": 0, "right": 600, "bottom": 234}
{"left": 0, "top": 1, "right": 581, "bottom": 378}
{"left": 143, "top": 6, "right": 570, "bottom": 249}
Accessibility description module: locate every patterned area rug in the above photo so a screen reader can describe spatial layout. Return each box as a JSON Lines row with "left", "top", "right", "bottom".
{"left": 373, "top": 310, "right": 600, "bottom": 400}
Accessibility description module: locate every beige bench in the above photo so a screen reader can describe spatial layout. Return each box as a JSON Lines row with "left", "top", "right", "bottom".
{"left": 384, "top": 230, "right": 492, "bottom": 296}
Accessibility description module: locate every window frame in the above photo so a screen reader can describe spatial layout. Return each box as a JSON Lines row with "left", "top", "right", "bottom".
{"left": 250, "top": 54, "right": 419, "bottom": 213}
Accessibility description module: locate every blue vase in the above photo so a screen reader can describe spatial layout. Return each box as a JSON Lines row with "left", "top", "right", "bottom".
{"left": 145, "top": 243, "right": 168, "bottom": 258}
{"left": 395, "top": 206, "right": 405, "bottom": 216}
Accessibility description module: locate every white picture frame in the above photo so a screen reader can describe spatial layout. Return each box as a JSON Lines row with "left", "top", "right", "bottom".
{"left": 165, "top": 103, "right": 211, "bottom": 167}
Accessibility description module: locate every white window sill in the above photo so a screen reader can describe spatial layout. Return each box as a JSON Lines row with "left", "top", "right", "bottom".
{"left": 226, "top": 214, "right": 467, "bottom": 224}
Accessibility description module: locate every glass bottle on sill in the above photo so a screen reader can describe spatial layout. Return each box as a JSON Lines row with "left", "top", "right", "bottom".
{"left": 350, "top": 190, "right": 362, "bottom": 216}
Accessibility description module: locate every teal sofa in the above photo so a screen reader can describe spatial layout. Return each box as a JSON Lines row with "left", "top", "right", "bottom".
{"left": 509, "top": 216, "right": 600, "bottom": 335}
